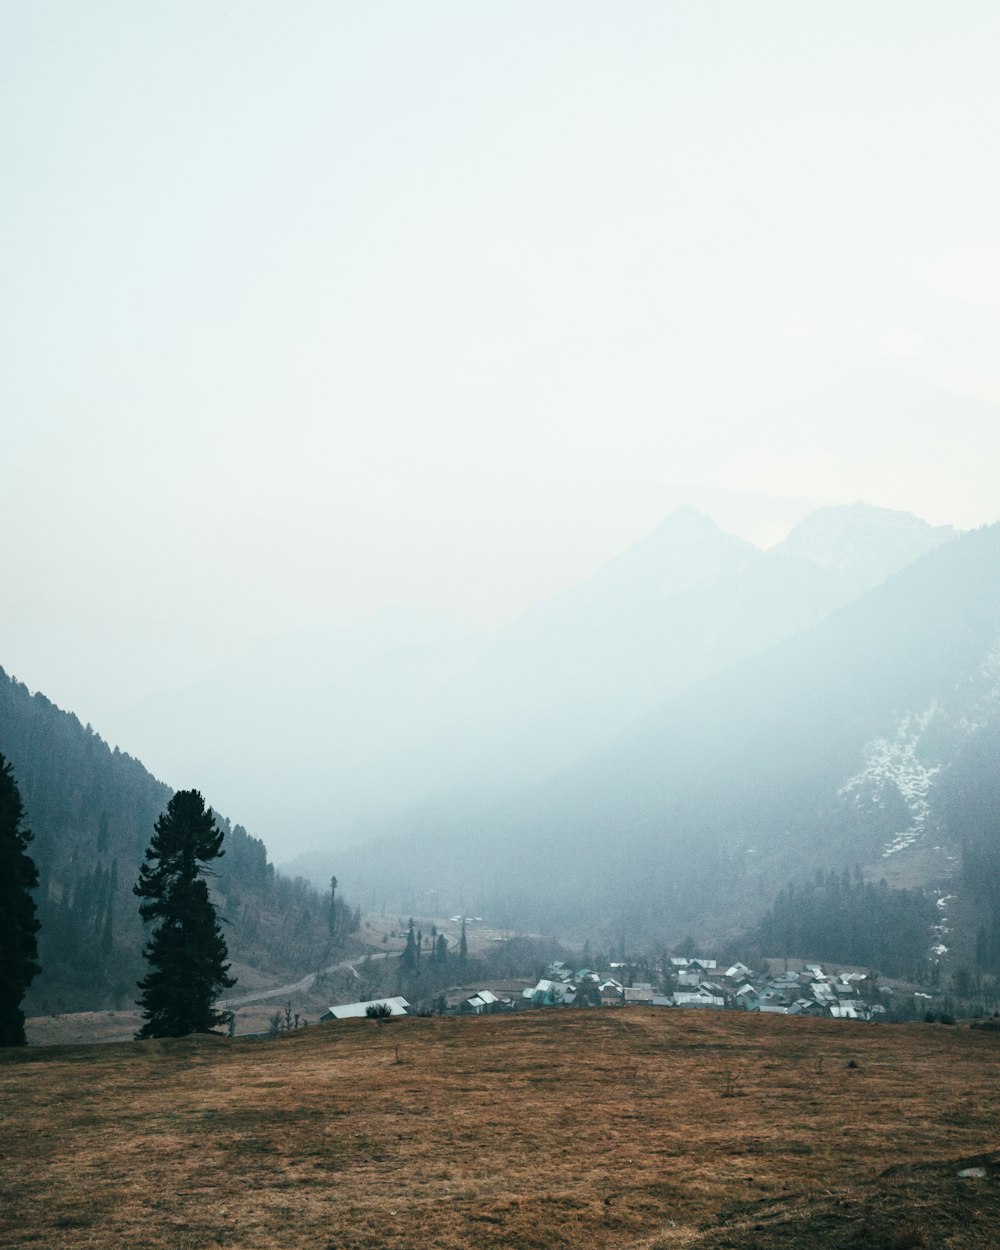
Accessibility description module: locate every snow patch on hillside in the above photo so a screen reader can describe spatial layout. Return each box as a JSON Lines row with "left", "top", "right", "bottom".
{"left": 839, "top": 704, "right": 942, "bottom": 858}
{"left": 840, "top": 639, "right": 1000, "bottom": 863}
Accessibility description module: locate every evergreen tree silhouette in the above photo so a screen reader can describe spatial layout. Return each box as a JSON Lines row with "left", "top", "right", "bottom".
{"left": 134, "top": 790, "right": 235, "bottom": 1038}
{"left": 0, "top": 755, "right": 40, "bottom": 1046}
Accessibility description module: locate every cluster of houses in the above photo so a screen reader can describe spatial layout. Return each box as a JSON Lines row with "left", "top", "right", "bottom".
{"left": 319, "top": 957, "right": 903, "bottom": 1024}
{"left": 675, "top": 957, "right": 886, "bottom": 1019}
{"left": 508, "top": 957, "right": 890, "bottom": 1021}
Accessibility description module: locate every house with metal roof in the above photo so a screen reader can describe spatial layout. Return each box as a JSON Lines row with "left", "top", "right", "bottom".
{"left": 829, "top": 1001, "right": 863, "bottom": 1019}
{"left": 599, "top": 980, "right": 625, "bottom": 1005}
{"left": 734, "top": 983, "right": 761, "bottom": 1008}
{"left": 460, "top": 989, "right": 511, "bottom": 1014}
{"left": 673, "top": 989, "right": 725, "bottom": 1009}
{"left": 320, "top": 996, "right": 409, "bottom": 1021}
{"left": 522, "top": 978, "right": 575, "bottom": 1006}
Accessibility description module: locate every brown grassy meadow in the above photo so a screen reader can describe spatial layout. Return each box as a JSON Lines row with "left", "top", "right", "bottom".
{"left": 2, "top": 1009, "right": 999, "bottom": 1249}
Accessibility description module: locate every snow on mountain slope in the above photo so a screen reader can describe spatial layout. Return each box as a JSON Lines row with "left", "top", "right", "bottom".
{"left": 839, "top": 702, "right": 943, "bottom": 859}
{"left": 328, "top": 524, "right": 1000, "bottom": 939}
{"left": 838, "top": 630, "right": 1000, "bottom": 906}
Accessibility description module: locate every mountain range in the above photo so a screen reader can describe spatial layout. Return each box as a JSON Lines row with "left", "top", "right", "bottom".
{"left": 104, "top": 501, "right": 957, "bottom": 863}
{"left": 257, "top": 507, "right": 991, "bottom": 967}
{"left": 6, "top": 498, "right": 998, "bottom": 1005}
{"left": 330, "top": 516, "right": 1000, "bottom": 964}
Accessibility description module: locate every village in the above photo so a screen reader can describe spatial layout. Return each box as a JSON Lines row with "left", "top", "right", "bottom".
{"left": 319, "top": 952, "right": 946, "bottom": 1024}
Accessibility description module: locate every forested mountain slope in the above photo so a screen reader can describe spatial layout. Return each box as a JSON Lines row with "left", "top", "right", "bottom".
{"left": 340, "top": 524, "right": 1000, "bottom": 951}
{"left": 285, "top": 503, "right": 956, "bottom": 878}
{"left": 0, "top": 671, "right": 348, "bottom": 1013}
{"left": 378, "top": 504, "right": 954, "bottom": 811}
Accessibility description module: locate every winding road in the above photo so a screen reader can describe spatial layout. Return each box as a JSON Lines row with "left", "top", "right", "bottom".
{"left": 218, "top": 951, "right": 395, "bottom": 1009}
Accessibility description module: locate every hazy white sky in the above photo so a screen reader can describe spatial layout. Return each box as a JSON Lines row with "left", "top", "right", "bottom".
{"left": 3, "top": 2, "right": 1000, "bottom": 732}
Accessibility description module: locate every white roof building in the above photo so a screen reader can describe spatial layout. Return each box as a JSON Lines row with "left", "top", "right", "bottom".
{"left": 464, "top": 990, "right": 504, "bottom": 1013}
{"left": 829, "top": 1002, "right": 863, "bottom": 1020}
{"left": 673, "top": 991, "right": 725, "bottom": 1009}
{"left": 320, "top": 996, "right": 409, "bottom": 1020}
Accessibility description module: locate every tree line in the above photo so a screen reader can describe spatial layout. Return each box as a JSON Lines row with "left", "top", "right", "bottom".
{"left": 0, "top": 668, "right": 349, "bottom": 1019}
{"left": 1, "top": 748, "right": 364, "bottom": 1042}
{"left": 2, "top": 751, "right": 245, "bottom": 1042}
{"left": 750, "top": 867, "right": 937, "bottom": 978}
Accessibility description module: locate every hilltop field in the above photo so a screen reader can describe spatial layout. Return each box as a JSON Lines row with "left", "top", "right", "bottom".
{"left": 2, "top": 1010, "right": 999, "bottom": 1250}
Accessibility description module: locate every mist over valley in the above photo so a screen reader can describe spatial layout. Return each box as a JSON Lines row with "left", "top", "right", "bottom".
{"left": 5, "top": 8, "right": 1000, "bottom": 1245}
{"left": 5, "top": 501, "right": 1000, "bottom": 1017}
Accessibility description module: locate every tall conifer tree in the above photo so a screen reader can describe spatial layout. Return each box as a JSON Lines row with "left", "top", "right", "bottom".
{"left": 134, "top": 790, "right": 235, "bottom": 1038}
{"left": 402, "top": 918, "right": 417, "bottom": 971}
{"left": 328, "top": 875, "right": 339, "bottom": 937}
{"left": 0, "top": 754, "right": 40, "bottom": 1047}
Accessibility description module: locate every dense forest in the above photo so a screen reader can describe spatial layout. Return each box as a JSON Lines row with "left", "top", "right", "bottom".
{"left": 750, "top": 869, "right": 937, "bottom": 978}
{"left": 0, "top": 668, "right": 357, "bottom": 1013}
{"left": 936, "top": 718, "right": 1000, "bottom": 974}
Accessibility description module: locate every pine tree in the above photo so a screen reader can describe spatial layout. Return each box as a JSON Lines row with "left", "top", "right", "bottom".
{"left": 328, "top": 875, "right": 338, "bottom": 937}
{"left": 134, "top": 790, "right": 235, "bottom": 1038}
{"left": 459, "top": 917, "right": 468, "bottom": 965}
{"left": 402, "top": 918, "right": 417, "bottom": 972}
{"left": 0, "top": 755, "right": 41, "bottom": 1046}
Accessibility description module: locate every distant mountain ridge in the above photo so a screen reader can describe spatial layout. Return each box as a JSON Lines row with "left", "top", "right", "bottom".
{"left": 280, "top": 501, "right": 958, "bottom": 870}
{"left": 769, "top": 501, "right": 957, "bottom": 593}
{"left": 0, "top": 500, "right": 984, "bottom": 1006}
{"left": 579, "top": 504, "right": 761, "bottom": 595}
{"left": 333, "top": 522, "right": 1000, "bottom": 967}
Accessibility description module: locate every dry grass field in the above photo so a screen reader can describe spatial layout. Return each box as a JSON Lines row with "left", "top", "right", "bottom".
{"left": 2, "top": 1009, "right": 999, "bottom": 1249}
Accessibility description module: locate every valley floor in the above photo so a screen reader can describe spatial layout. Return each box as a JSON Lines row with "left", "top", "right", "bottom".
{"left": 2, "top": 1010, "right": 999, "bottom": 1249}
